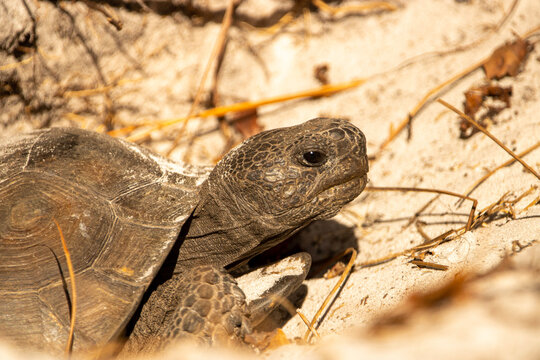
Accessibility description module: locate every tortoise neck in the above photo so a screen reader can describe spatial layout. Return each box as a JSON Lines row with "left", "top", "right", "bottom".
{"left": 175, "top": 180, "right": 272, "bottom": 270}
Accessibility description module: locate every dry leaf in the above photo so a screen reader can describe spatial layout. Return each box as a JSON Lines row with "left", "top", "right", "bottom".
{"left": 244, "top": 329, "right": 290, "bottom": 351}
{"left": 230, "top": 108, "right": 262, "bottom": 139}
{"left": 482, "top": 38, "right": 531, "bottom": 80}
{"left": 460, "top": 84, "right": 512, "bottom": 138}
{"left": 314, "top": 63, "right": 330, "bottom": 85}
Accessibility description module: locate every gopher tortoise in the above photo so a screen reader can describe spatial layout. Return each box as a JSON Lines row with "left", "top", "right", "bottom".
{"left": 0, "top": 118, "right": 368, "bottom": 355}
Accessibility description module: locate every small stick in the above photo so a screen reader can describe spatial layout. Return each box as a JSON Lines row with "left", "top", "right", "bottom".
{"left": 311, "top": 0, "right": 398, "bottom": 16}
{"left": 456, "top": 141, "right": 540, "bottom": 206}
{"left": 377, "top": 21, "right": 540, "bottom": 153}
{"left": 415, "top": 221, "right": 431, "bottom": 242}
{"left": 358, "top": 229, "right": 457, "bottom": 268}
{"left": 437, "top": 99, "right": 540, "bottom": 181}
{"left": 359, "top": 187, "right": 537, "bottom": 269}
{"left": 0, "top": 55, "right": 34, "bottom": 71}
{"left": 297, "top": 311, "right": 320, "bottom": 340}
{"left": 378, "top": 59, "right": 484, "bottom": 151}
{"left": 268, "top": 295, "right": 321, "bottom": 340}
{"left": 53, "top": 219, "right": 77, "bottom": 355}
{"left": 303, "top": 248, "right": 357, "bottom": 343}
{"left": 409, "top": 260, "right": 448, "bottom": 271}
{"left": 404, "top": 195, "right": 440, "bottom": 229}
{"left": 412, "top": 230, "right": 457, "bottom": 251}
{"left": 62, "top": 78, "right": 141, "bottom": 98}
{"left": 82, "top": 0, "right": 123, "bottom": 30}
{"left": 121, "top": 77, "right": 367, "bottom": 142}
{"left": 366, "top": 186, "right": 477, "bottom": 232}
{"left": 165, "top": 0, "right": 236, "bottom": 156}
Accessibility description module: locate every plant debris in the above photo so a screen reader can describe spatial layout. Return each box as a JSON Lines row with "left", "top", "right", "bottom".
{"left": 244, "top": 329, "right": 291, "bottom": 351}
{"left": 314, "top": 63, "right": 330, "bottom": 85}
{"left": 482, "top": 37, "right": 531, "bottom": 80}
{"left": 460, "top": 84, "right": 512, "bottom": 138}
{"left": 230, "top": 109, "right": 263, "bottom": 139}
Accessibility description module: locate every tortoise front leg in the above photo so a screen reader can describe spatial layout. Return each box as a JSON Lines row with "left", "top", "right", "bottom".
{"left": 122, "top": 253, "right": 311, "bottom": 355}
{"left": 123, "top": 265, "right": 251, "bottom": 355}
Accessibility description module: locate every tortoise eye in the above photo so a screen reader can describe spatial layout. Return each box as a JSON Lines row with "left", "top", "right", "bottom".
{"left": 301, "top": 150, "right": 326, "bottom": 166}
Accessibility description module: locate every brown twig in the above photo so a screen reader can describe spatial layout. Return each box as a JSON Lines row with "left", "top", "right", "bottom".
{"left": 377, "top": 20, "right": 540, "bottom": 154}
{"left": 359, "top": 186, "right": 538, "bottom": 269}
{"left": 378, "top": 59, "right": 484, "bottom": 151}
{"left": 312, "top": 0, "right": 398, "bottom": 16}
{"left": 165, "top": 0, "right": 236, "bottom": 156}
{"left": 456, "top": 140, "right": 540, "bottom": 206}
{"left": 304, "top": 248, "right": 357, "bottom": 343}
{"left": 409, "top": 260, "right": 448, "bottom": 271}
{"left": 53, "top": 219, "right": 77, "bottom": 355}
{"left": 120, "top": 77, "right": 367, "bottom": 142}
{"left": 82, "top": 0, "right": 123, "bottom": 30}
{"left": 358, "top": 229, "right": 458, "bottom": 268}
{"left": 266, "top": 295, "right": 321, "bottom": 341}
{"left": 296, "top": 311, "right": 320, "bottom": 340}
{"left": 366, "top": 186, "right": 477, "bottom": 232}
{"left": 437, "top": 99, "right": 540, "bottom": 181}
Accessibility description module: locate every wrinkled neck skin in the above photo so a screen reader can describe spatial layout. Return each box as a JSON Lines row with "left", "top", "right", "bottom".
{"left": 173, "top": 118, "right": 369, "bottom": 273}
{"left": 175, "top": 179, "right": 302, "bottom": 272}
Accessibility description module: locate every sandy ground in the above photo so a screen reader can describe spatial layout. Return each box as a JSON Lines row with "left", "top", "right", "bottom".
{"left": 1, "top": 0, "right": 539, "bottom": 359}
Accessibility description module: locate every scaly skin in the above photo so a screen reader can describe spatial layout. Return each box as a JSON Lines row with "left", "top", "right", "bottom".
{"left": 125, "top": 118, "right": 369, "bottom": 353}
{"left": 0, "top": 118, "right": 367, "bottom": 356}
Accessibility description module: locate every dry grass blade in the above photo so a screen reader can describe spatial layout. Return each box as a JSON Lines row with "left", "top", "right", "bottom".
{"left": 312, "top": 0, "right": 398, "bottom": 15}
{"left": 255, "top": 295, "right": 321, "bottom": 346}
{"left": 377, "top": 22, "right": 540, "bottom": 154}
{"left": 303, "top": 248, "right": 357, "bottom": 343}
{"left": 437, "top": 98, "right": 540, "bottom": 181}
{"left": 296, "top": 311, "right": 320, "bottom": 340}
{"left": 269, "top": 295, "right": 321, "bottom": 341}
{"left": 414, "top": 221, "right": 431, "bottom": 242}
{"left": 165, "top": 0, "right": 236, "bottom": 156}
{"left": 0, "top": 55, "right": 34, "bottom": 71}
{"left": 81, "top": 0, "right": 123, "bottom": 30}
{"left": 521, "top": 24, "right": 540, "bottom": 38}
{"left": 378, "top": 59, "right": 484, "bottom": 151}
{"left": 53, "top": 219, "right": 77, "bottom": 355}
{"left": 456, "top": 140, "right": 540, "bottom": 206}
{"left": 62, "top": 78, "right": 141, "bottom": 98}
{"left": 470, "top": 187, "right": 538, "bottom": 225}
{"left": 119, "top": 77, "right": 367, "bottom": 142}
{"left": 366, "top": 186, "right": 477, "bottom": 231}
{"left": 358, "top": 229, "right": 457, "bottom": 268}
{"left": 409, "top": 260, "right": 448, "bottom": 271}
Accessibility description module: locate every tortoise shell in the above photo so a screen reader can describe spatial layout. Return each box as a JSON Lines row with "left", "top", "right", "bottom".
{"left": 0, "top": 128, "right": 209, "bottom": 353}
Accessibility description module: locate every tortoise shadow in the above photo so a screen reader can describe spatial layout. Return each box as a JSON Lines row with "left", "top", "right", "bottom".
{"left": 247, "top": 219, "right": 358, "bottom": 279}
{"left": 249, "top": 219, "right": 358, "bottom": 331}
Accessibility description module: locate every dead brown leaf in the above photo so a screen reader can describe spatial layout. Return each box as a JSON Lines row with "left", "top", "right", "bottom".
{"left": 244, "top": 329, "right": 291, "bottom": 351}
{"left": 230, "top": 109, "right": 263, "bottom": 139}
{"left": 482, "top": 38, "right": 531, "bottom": 80}
{"left": 460, "top": 84, "right": 512, "bottom": 138}
{"left": 314, "top": 63, "right": 330, "bottom": 85}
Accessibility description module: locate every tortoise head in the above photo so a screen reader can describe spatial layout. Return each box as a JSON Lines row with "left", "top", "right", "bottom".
{"left": 212, "top": 117, "right": 368, "bottom": 221}
{"left": 182, "top": 118, "right": 368, "bottom": 268}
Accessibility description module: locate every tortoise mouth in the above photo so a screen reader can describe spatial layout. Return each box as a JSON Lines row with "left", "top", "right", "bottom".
{"left": 316, "top": 173, "right": 368, "bottom": 205}
{"left": 316, "top": 152, "right": 369, "bottom": 204}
